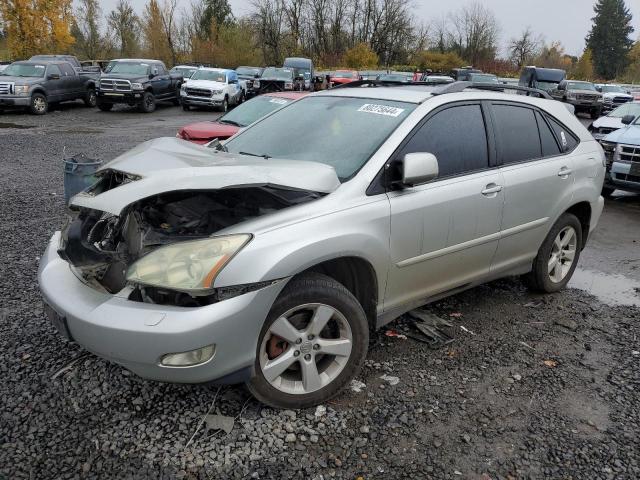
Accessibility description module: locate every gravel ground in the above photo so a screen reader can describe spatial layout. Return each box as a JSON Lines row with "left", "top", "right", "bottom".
{"left": 1, "top": 103, "right": 639, "bottom": 479}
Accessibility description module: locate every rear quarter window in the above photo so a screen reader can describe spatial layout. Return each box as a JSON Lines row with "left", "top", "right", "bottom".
{"left": 545, "top": 115, "right": 579, "bottom": 153}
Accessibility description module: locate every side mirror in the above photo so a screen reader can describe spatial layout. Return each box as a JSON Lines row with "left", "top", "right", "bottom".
{"left": 401, "top": 153, "right": 439, "bottom": 187}
{"left": 621, "top": 115, "right": 635, "bottom": 125}
{"left": 47, "top": 73, "right": 60, "bottom": 80}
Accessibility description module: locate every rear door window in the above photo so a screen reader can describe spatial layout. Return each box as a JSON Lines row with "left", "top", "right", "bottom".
{"left": 492, "top": 104, "right": 541, "bottom": 164}
{"left": 535, "top": 111, "right": 561, "bottom": 157}
{"left": 47, "top": 64, "right": 61, "bottom": 77}
{"left": 395, "top": 104, "right": 489, "bottom": 178}
{"left": 59, "top": 63, "right": 75, "bottom": 76}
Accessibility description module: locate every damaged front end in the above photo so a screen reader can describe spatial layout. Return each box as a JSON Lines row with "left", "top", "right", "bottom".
{"left": 61, "top": 185, "right": 322, "bottom": 306}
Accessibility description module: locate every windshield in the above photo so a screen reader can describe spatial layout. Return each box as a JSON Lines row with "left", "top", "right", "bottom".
{"left": 601, "top": 85, "right": 625, "bottom": 93}
{"left": 333, "top": 71, "right": 356, "bottom": 79}
{"left": 1, "top": 63, "right": 47, "bottom": 77}
{"left": 172, "top": 67, "right": 197, "bottom": 78}
{"left": 191, "top": 70, "right": 227, "bottom": 82}
{"left": 378, "top": 74, "right": 412, "bottom": 82}
{"left": 105, "top": 62, "right": 150, "bottom": 75}
{"left": 262, "top": 68, "right": 293, "bottom": 80}
{"left": 219, "top": 95, "right": 293, "bottom": 127}
{"left": 608, "top": 102, "right": 640, "bottom": 118}
{"left": 237, "top": 67, "right": 261, "bottom": 77}
{"left": 535, "top": 81, "right": 559, "bottom": 92}
{"left": 223, "top": 96, "right": 415, "bottom": 181}
{"left": 470, "top": 74, "right": 499, "bottom": 83}
{"left": 568, "top": 81, "right": 596, "bottom": 91}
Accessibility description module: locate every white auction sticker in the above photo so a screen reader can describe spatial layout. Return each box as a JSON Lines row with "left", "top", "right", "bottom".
{"left": 270, "top": 98, "right": 288, "bottom": 105}
{"left": 357, "top": 104, "right": 405, "bottom": 117}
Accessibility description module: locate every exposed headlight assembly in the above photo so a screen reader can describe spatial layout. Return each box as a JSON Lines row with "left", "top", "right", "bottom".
{"left": 126, "top": 234, "right": 251, "bottom": 293}
{"left": 211, "top": 89, "right": 223, "bottom": 95}
{"left": 14, "top": 85, "right": 29, "bottom": 95}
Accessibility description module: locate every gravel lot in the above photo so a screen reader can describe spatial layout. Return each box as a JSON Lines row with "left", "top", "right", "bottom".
{"left": 1, "top": 102, "right": 639, "bottom": 479}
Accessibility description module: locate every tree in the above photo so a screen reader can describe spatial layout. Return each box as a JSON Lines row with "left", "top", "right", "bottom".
{"left": 343, "top": 42, "right": 378, "bottom": 68}
{"left": 586, "top": 0, "right": 634, "bottom": 79}
{"left": 142, "top": 0, "right": 177, "bottom": 66}
{"left": 410, "top": 51, "right": 464, "bottom": 73}
{"left": 108, "top": 0, "right": 140, "bottom": 57}
{"left": 74, "top": 0, "right": 104, "bottom": 59}
{"left": 622, "top": 40, "right": 640, "bottom": 82}
{"left": 0, "top": 0, "right": 75, "bottom": 58}
{"left": 572, "top": 49, "right": 595, "bottom": 80}
{"left": 199, "top": 0, "right": 234, "bottom": 38}
{"left": 533, "top": 41, "right": 573, "bottom": 71}
{"left": 508, "top": 27, "right": 542, "bottom": 68}
{"left": 449, "top": 2, "right": 500, "bottom": 66}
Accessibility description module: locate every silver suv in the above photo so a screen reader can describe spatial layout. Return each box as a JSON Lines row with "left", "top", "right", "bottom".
{"left": 38, "top": 85, "right": 605, "bottom": 408}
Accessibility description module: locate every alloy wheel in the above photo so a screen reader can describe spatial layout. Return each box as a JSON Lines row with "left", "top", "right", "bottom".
{"left": 33, "top": 97, "right": 46, "bottom": 113}
{"left": 259, "top": 303, "right": 353, "bottom": 395}
{"left": 548, "top": 226, "right": 577, "bottom": 283}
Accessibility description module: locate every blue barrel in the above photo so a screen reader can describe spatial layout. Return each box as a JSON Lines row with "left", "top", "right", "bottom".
{"left": 63, "top": 154, "right": 102, "bottom": 204}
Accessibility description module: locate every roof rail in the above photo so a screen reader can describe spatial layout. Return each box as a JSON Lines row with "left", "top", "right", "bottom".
{"left": 330, "top": 79, "right": 418, "bottom": 89}
{"left": 434, "top": 81, "right": 552, "bottom": 99}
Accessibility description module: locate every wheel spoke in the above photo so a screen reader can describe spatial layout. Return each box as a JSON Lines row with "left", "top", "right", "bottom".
{"left": 300, "top": 358, "right": 322, "bottom": 392}
{"left": 262, "top": 349, "right": 297, "bottom": 382}
{"left": 317, "top": 338, "right": 352, "bottom": 357}
{"left": 547, "top": 254, "right": 558, "bottom": 274}
{"left": 563, "top": 248, "right": 576, "bottom": 262}
{"left": 554, "top": 237, "right": 562, "bottom": 253}
{"left": 269, "top": 316, "right": 300, "bottom": 343}
{"left": 308, "top": 305, "right": 335, "bottom": 336}
{"left": 561, "top": 228, "right": 575, "bottom": 247}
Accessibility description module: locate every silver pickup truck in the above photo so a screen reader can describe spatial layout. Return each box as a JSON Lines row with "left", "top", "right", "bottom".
{"left": 551, "top": 80, "right": 603, "bottom": 119}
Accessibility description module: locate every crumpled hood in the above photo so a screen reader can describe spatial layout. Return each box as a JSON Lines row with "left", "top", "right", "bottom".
{"left": 603, "top": 125, "right": 640, "bottom": 144}
{"left": 71, "top": 137, "right": 340, "bottom": 215}
{"left": 184, "top": 79, "right": 226, "bottom": 90}
{"left": 592, "top": 116, "right": 624, "bottom": 130}
{"left": 179, "top": 121, "right": 240, "bottom": 140}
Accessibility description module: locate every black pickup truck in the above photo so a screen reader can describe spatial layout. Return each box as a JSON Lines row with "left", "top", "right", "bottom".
{"left": 0, "top": 60, "right": 97, "bottom": 115}
{"left": 96, "top": 59, "right": 183, "bottom": 113}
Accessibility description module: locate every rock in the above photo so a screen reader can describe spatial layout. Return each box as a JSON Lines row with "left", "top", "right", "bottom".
{"left": 285, "top": 433, "right": 296, "bottom": 443}
{"left": 554, "top": 317, "right": 578, "bottom": 331}
{"left": 512, "top": 373, "right": 522, "bottom": 381}
{"left": 380, "top": 374, "right": 400, "bottom": 386}
{"left": 314, "top": 405, "right": 327, "bottom": 419}
{"left": 350, "top": 380, "right": 367, "bottom": 393}
{"left": 359, "top": 426, "right": 370, "bottom": 434}
{"left": 205, "top": 414, "right": 235, "bottom": 434}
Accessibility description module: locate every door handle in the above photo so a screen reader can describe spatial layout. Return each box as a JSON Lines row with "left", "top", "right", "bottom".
{"left": 558, "top": 167, "right": 573, "bottom": 177}
{"left": 481, "top": 184, "right": 503, "bottom": 196}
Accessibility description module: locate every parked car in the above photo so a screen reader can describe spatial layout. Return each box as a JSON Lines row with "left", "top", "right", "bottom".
{"left": 39, "top": 85, "right": 604, "bottom": 408}
{"left": 236, "top": 66, "right": 264, "bottom": 97}
{"left": 451, "top": 67, "right": 482, "bottom": 81}
{"left": 330, "top": 70, "right": 360, "bottom": 85}
{"left": 0, "top": 60, "right": 97, "bottom": 115}
{"left": 30, "top": 54, "right": 101, "bottom": 75}
{"left": 170, "top": 65, "right": 199, "bottom": 79}
{"left": 589, "top": 102, "right": 640, "bottom": 140}
{"left": 519, "top": 66, "right": 566, "bottom": 93}
{"left": 600, "top": 115, "right": 640, "bottom": 196}
{"left": 96, "top": 59, "right": 182, "bottom": 113}
{"left": 257, "top": 67, "right": 296, "bottom": 93}
{"left": 176, "top": 91, "right": 307, "bottom": 144}
{"left": 420, "top": 75, "right": 455, "bottom": 85}
{"left": 283, "top": 57, "right": 314, "bottom": 90}
{"left": 376, "top": 73, "right": 413, "bottom": 83}
{"left": 180, "top": 68, "right": 244, "bottom": 112}
{"left": 469, "top": 73, "right": 499, "bottom": 84}
{"left": 597, "top": 84, "right": 633, "bottom": 113}
{"left": 550, "top": 80, "right": 603, "bottom": 119}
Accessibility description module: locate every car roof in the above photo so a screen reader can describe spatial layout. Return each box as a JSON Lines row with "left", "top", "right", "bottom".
{"left": 196, "top": 67, "right": 232, "bottom": 73}
{"left": 315, "top": 87, "right": 430, "bottom": 104}
{"left": 111, "top": 59, "right": 163, "bottom": 63}
{"left": 265, "top": 92, "right": 308, "bottom": 99}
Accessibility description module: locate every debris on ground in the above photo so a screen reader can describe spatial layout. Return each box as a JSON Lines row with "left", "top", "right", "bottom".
{"left": 205, "top": 414, "right": 235, "bottom": 434}
{"left": 554, "top": 317, "right": 578, "bottom": 331}
{"left": 459, "top": 325, "right": 476, "bottom": 336}
{"left": 380, "top": 374, "right": 400, "bottom": 386}
{"left": 405, "top": 309, "right": 454, "bottom": 348}
{"left": 314, "top": 405, "right": 327, "bottom": 419}
{"left": 543, "top": 359, "right": 558, "bottom": 368}
{"left": 449, "top": 312, "right": 463, "bottom": 318}
{"left": 385, "top": 329, "right": 407, "bottom": 340}
{"left": 350, "top": 380, "right": 366, "bottom": 393}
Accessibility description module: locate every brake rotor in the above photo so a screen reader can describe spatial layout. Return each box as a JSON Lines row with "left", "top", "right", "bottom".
{"left": 267, "top": 335, "right": 288, "bottom": 360}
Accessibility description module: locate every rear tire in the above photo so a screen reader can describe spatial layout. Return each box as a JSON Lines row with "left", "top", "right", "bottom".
{"left": 139, "top": 92, "right": 156, "bottom": 113}
{"left": 523, "top": 213, "right": 582, "bottom": 293}
{"left": 247, "top": 273, "right": 369, "bottom": 409}
{"left": 29, "top": 93, "right": 48, "bottom": 115}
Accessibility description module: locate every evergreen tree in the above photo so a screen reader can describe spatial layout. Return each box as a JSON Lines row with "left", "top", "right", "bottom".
{"left": 586, "top": 0, "right": 634, "bottom": 79}
{"left": 199, "top": 0, "right": 234, "bottom": 39}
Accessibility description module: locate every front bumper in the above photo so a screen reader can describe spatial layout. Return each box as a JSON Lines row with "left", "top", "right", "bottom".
{"left": 0, "top": 96, "right": 30, "bottom": 107}
{"left": 566, "top": 99, "right": 601, "bottom": 110}
{"left": 608, "top": 162, "right": 640, "bottom": 193}
{"left": 97, "top": 91, "right": 144, "bottom": 104}
{"left": 38, "top": 232, "right": 287, "bottom": 384}
{"left": 180, "top": 92, "right": 225, "bottom": 107}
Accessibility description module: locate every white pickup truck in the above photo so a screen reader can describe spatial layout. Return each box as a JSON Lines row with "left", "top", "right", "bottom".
{"left": 180, "top": 67, "right": 246, "bottom": 112}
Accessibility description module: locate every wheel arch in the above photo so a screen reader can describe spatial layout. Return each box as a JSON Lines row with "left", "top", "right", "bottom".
{"left": 565, "top": 201, "right": 592, "bottom": 249}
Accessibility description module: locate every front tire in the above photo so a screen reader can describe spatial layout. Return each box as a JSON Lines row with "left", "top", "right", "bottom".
{"left": 172, "top": 87, "right": 181, "bottom": 106}
{"left": 84, "top": 88, "right": 97, "bottom": 107}
{"left": 219, "top": 96, "right": 228, "bottom": 113}
{"left": 247, "top": 273, "right": 369, "bottom": 409}
{"left": 29, "top": 93, "right": 48, "bottom": 115}
{"left": 139, "top": 92, "right": 156, "bottom": 113}
{"left": 524, "top": 213, "right": 582, "bottom": 293}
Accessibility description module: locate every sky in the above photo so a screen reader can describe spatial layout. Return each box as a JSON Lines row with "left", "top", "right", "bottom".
{"left": 97, "top": 0, "right": 640, "bottom": 57}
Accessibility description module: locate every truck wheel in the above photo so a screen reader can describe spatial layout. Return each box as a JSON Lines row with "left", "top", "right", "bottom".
{"left": 97, "top": 99, "right": 113, "bottom": 111}
{"left": 172, "top": 87, "right": 181, "bottom": 106}
{"left": 247, "top": 273, "right": 369, "bottom": 409}
{"left": 523, "top": 213, "right": 582, "bottom": 293}
{"left": 220, "top": 97, "right": 228, "bottom": 113}
{"left": 84, "top": 88, "right": 97, "bottom": 107}
{"left": 239, "top": 90, "right": 245, "bottom": 104}
{"left": 29, "top": 93, "right": 48, "bottom": 115}
{"left": 139, "top": 92, "right": 156, "bottom": 113}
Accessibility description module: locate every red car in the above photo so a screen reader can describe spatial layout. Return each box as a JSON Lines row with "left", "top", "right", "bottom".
{"left": 176, "top": 92, "right": 307, "bottom": 144}
{"left": 330, "top": 70, "right": 360, "bottom": 85}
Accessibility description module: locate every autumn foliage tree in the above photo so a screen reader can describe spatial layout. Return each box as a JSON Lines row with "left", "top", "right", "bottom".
{"left": 572, "top": 49, "right": 595, "bottom": 80}
{"left": 0, "top": 0, "right": 75, "bottom": 58}
{"left": 342, "top": 43, "right": 378, "bottom": 69}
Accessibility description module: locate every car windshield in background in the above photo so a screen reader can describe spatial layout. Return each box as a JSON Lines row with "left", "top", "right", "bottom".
{"left": 223, "top": 96, "right": 415, "bottom": 181}
{"left": 106, "top": 62, "right": 150, "bottom": 75}
{"left": 470, "top": 74, "right": 499, "bottom": 83}
{"left": 172, "top": 67, "right": 197, "bottom": 78}
{"left": 378, "top": 74, "right": 412, "bottom": 82}
{"left": 601, "top": 85, "right": 625, "bottom": 93}
{"left": 334, "top": 72, "right": 356, "bottom": 78}
{"left": 218, "top": 95, "right": 293, "bottom": 127}
{"left": 1, "top": 63, "right": 46, "bottom": 77}
{"left": 608, "top": 103, "right": 640, "bottom": 118}
{"left": 568, "top": 81, "right": 596, "bottom": 91}
{"left": 262, "top": 68, "right": 294, "bottom": 80}
{"left": 237, "top": 67, "right": 262, "bottom": 77}
{"left": 191, "top": 70, "right": 226, "bottom": 82}
{"left": 536, "top": 81, "right": 559, "bottom": 92}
